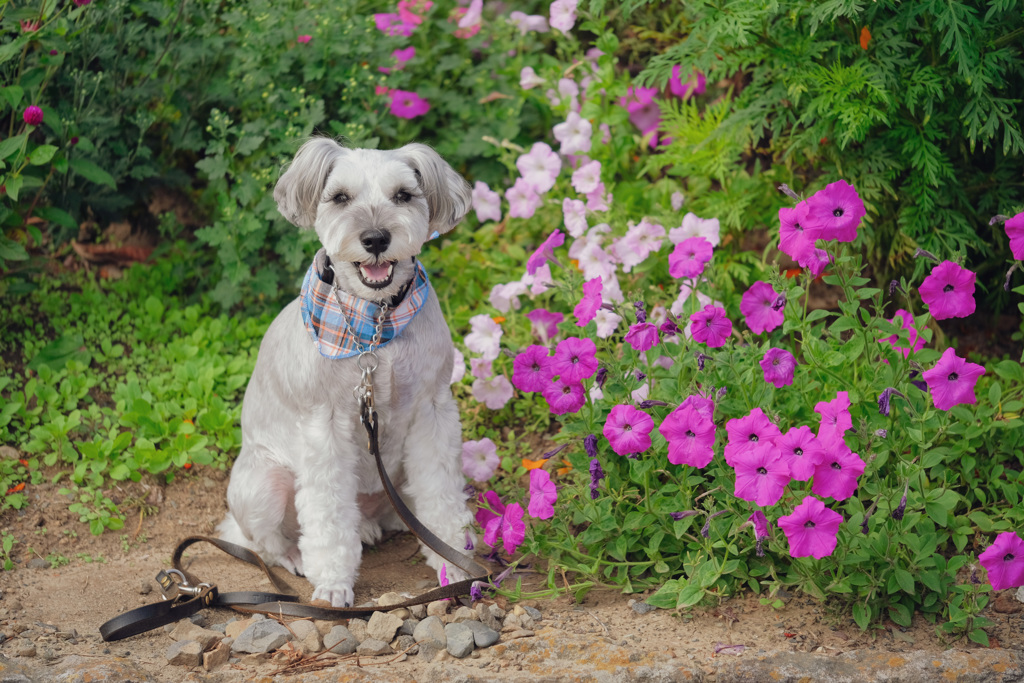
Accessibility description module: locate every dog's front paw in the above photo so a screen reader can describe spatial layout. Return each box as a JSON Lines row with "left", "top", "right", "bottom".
{"left": 311, "top": 583, "right": 355, "bottom": 608}
{"left": 280, "top": 546, "right": 305, "bottom": 577}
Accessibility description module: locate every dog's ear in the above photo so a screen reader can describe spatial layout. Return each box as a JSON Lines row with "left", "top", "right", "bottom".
{"left": 393, "top": 143, "right": 473, "bottom": 235}
{"left": 274, "top": 138, "right": 348, "bottom": 228}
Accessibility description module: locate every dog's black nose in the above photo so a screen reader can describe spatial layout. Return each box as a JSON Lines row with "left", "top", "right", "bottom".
{"left": 360, "top": 229, "right": 391, "bottom": 255}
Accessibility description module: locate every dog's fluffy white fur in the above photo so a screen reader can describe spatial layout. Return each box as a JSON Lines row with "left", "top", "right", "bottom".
{"left": 217, "top": 138, "right": 476, "bottom": 608}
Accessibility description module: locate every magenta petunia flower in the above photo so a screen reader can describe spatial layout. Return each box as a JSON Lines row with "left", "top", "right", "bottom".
{"left": 801, "top": 247, "right": 831, "bottom": 278}
{"left": 22, "top": 106, "right": 43, "bottom": 127}
{"left": 724, "top": 408, "right": 782, "bottom": 466}
{"left": 574, "top": 277, "right": 603, "bottom": 327}
{"left": 373, "top": 13, "right": 416, "bottom": 37}
{"left": 740, "top": 281, "right": 785, "bottom": 334}
{"left": 551, "top": 336, "right": 598, "bottom": 383}
{"left": 388, "top": 89, "right": 430, "bottom": 118}
{"left": 676, "top": 394, "right": 715, "bottom": 423}
{"left": 777, "top": 496, "right": 842, "bottom": 559}
{"left": 804, "top": 179, "right": 865, "bottom": 243}
{"left": 297, "top": 34, "right": 312, "bottom": 43}
{"left": 918, "top": 260, "right": 976, "bottom": 320}
{"left": 776, "top": 426, "right": 825, "bottom": 481}
{"left": 619, "top": 86, "right": 661, "bottom": 146}
{"left": 659, "top": 403, "right": 716, "bottom": 468}
{"left": 603, "top": 404, "right": 655, "bottom": 456}
{"left": 1006, "top": 211, "right": 1024, "bottom": 260}
{"left": 760, "top": 347, "right": 796, "bottom": 387}
{"left": 624, "top": 322, "right": 659, "bottom": 352}
{"left": 778, "top": 202, "right": 815, "bottom": 262}
{"left": 512, "top": 345, "right": 553, "bottom": 393}
{"left": 810, "top": 442, "right": 865, "bottom": 501}
{"left": 668, "top": 66, "right": 706, "bottom": 99}
{"left": 814, "top": 391, "right": 852, "bottom": 445}
{"left": 690, "top": 305, "right": 733, "bottom": 348}
{"left": 527, "top": 468, "right": 558, "bottom": 519}
{"left": 483, "top": 501, "right": 526, "bottom": 555}
{"left": 542, "top": 376, "right": 586, "bottom": 415}
{"left": 461, "top": 438, "right": 499, "bottom": 482}
{"left": 978, "top": 531, "right": 1024, "bottom": 591}
{"left": 668, "top": 237, "right": 713, "bottom": 279}
{"left": 878, "top": 309, "right": 925, "bottom": 359}
{"left": 475, "top": 490, "right": 504, "bottom": 530}
{"left": 922, "top": 346, "right": 986, "bottom": 411}
{"left": 525, "top": 308, "right": 563, "bottom": 343}
{"left": 748, "top": 510, "right": 771, "bottom": 556}
{"left": 733, "top": 444, "right": 791, "bottom": 507}
{"left": 527, "top": 229, "right": 565, "bottom": 275}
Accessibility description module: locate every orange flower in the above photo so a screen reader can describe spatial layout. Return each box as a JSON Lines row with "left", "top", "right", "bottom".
{"left": 521, "top": 458, "right": 546, "bottom": 470}
{"left": 7, "top": 482, "right": 25, "bottom": 494}
{"left": 860, "top": 26, "right": 871, "bottom": 50}
{"left": 492, "top": 316, "right": 506, "bottom": 324}
{"left": 18, "top": 459, "right": 28, "bottom": 467}
{"left": 785, "top": 268, "right": 803, "bottom": 279}
{"left": 183, "top": 463, "right": 192, "bottom": 470}
{"left": 556, "top": 458, "right": 573, "bottom": 476}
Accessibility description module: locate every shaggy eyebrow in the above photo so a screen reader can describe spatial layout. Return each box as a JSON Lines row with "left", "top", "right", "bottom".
{"left": 321, "top": 185, "right": 352, "bottom": 201}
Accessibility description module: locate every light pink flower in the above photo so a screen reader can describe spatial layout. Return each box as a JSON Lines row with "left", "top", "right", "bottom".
{"left": 462, "top": 438, "right": 499, "bottom": 482}
{"left": 470, "top": 357, "right": 493, "bottom": 380}
{"left": 464, "top": 314, "right": 502, "bottom": 359}
{"left": 669, "top": 212, "right": 721, "bottom": 247}
{"left": 553, "top": 111, "right": 592, "bottom": 156}
{"left": 517, "top": 143, "right": 561, "bottom": 194}
{"left": 472, "top": 375, "right": 514, "bottom": 410}
{"left": 509, "top": 11, "right": 550, "bottom": 34}
{"left": 593, "top": 308, "right": 622, "bottom": 338}
{"left": 586, "top": 183, "right": 611, "bottom": 212}
{"left": 527, "top": 469, "right": 557, "bottom": 519}
{"left": 563, "top": 197, "right": 588, "bottom": 237}
{"left": 489, "top": 281, "right": 526, "bottom": 313}
{"left": 297, "top": 34, "right": 312, "bottom": 44}
{"left": 472, "top": 181, "right": 502, "bottom": 223}
{"left": 373, "top": 13, "right": 415, "bottom": 36}
{"left": 450, "top": 348, "right": 466, "bottom": 384}
{"left": 669, "top": 237, "right": 713, "bottom": 279}
{"left": 520, "top": 66, "right": 546, "bottom": 90}
{"left": 549, "top": 0, "right": 577, "bottom": 33}
{"left": 506, "top": 178, "right": 542, "bottom": 219}
{"left": 671, "top": 191, "right": 685, "bottom": 211}
{"left": 525, "top": 308, "right": 563, "bottom": 342}
{"left": 483, "top": 501, "right": 525, "bottom": 555}
{"left": 521, "top": 262, "right": 554, "bottom": 296}
{"left": 571, "top": 160, "right": 602, "bottom": 195}
{"left": 574, "top": 277, "right": 603, "bottom": 327}
{"left": 457, "top": 0, "right": 483, "bottom": 29}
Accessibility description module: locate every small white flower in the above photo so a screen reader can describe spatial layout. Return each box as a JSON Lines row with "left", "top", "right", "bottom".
{"left": 472, "top": 375, "right": 514, "bottom": 410}
{"left": 519, "top": 66, "right": 545, "bottom": 90}
{"left": 464, "top": 314, "right": 502, "bottom": 360}
{"left": 461, "top": 437, "right": 500, "bottom": 482}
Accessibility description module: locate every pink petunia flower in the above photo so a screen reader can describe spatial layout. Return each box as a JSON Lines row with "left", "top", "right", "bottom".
{"left": 527, "top": 469, "right": 558, "bottom": 519}
{"left": 748, "top": 510, "right": 771, "bottom": 556}
{"left": 574, "top": 277, "right": 603, "bottom": 327}
{"left": 668, "top": 237, "right": 713, "bottom": 279}
{"left": 811, "top": 442, "right": 865, "bottom": 501}
{"left": 525, "top": 308, "right": 563, "bottom": 343}
{"left": 527, "top": 229, "right": 565, "bottom": 275}
{"left": 593, "top": 308, "right": 622, "bottom": 338}
{"left": 510, "top": 11, "right": 550, "bottom": 34}
{"left": 670, "top": 212, "right": 721, "bottom": 247}
{"left": 450, "top": 348, "right": 466, "bottom": 384}
{"left": 1005, "top": 211, "right": 1024, "bottom": 260}
{"left": 516, "top": 143, "right": 562, "bottom": 194}
{"left": 542, "top": 376, "right": 586, "bottom": 415}
{"left": 571, "top": 160, "right": 602, "bottom": 195}
{"left": 398, "top": 0, "right": 432, "bottom": 25}
{"left": 464, "top": 314, "right": 502, "bottom": 359}
{"left": 740, "top": 281, "right": 785, "bottom": 334}
{"left": 724, "top": 407, "right": 781, "bottom": 466}
{"left": 475, "top": 490, "right": 504, "bottom": 529}
{"left": 551, "top": 336, "right": 598, "bottom": 383}
{"left": 759, "top": 347, "right": 796, "bottom": 387}
{"left": 878, "top": 309, "right": 925, "bottom": 358}
{"left": 522, "top": 262, "right": 554, "bottom": 297}
{"left": 775, "top": 426, "right": 825, "bottom": 481}
{"left": 472, "top": 375, "right": 513, "bottom": 410}
{"left": 373, "top": 13, "right": 415, "bottom": 37}
{"left": 548, "top": 0, "right": 577, "bottom": 33}
{"left": 462, "top": 438, "right": 500, "bottom": 482}
{"left": 553, "top": 110, "right": 592, "bottom": 156}
{"left": 733, "top": 444, "right": 791, "bottom": 507}
{"left": 804, "top": 179, "right": 866, "bottom": 243}
{"left": 922, "top": 346, "right": 986, "bottom": 411}
{"left": 689, "top": 305, "right": 732, "bottom": 348}
{"left": 22, "top": 106, "right": 43, "bottom": 127}
{"left": 659, "top": 403, "right": 716, "bottom": 468}
{"left": 671, "top": 191, "right": 685, "bottom": 211}
{"left": 563, "top": 198, "right": 588, "bottom": 238}
{"left": 472, "top": 181, "right": 502, "bottom": 223}
{"left": 297, "top": 34, "right": 312, "bottom": 43}
{"left": 489, "top": 281, "right": 526, "bottom": 313}
{"left": 388, "top": 89, "right": 430, "bottom": 118}
{"left": 483, "top": 501, "right": 526, "bottom": 555}
{"left": 603, "top": 404, "right": 654, "bottom": 456}
{"left": 513, "top": 345, "right": 554, "bottom": 393}
{"left": 520, "top": 66, "right": 546, "bottom": 90}
{"left": 506, "top": 178, "right": 542, "bottom": 219}
{"left": 470, "top": 357, "right": 493, "bottom": 380}
{"left": 918, "top": 260, "right": 977, "bottom": 320}
{"left": 669, "top": 66, "right": 707, "bottom": 99}
{"left": 676, "top": 394, "right": 715, "bottom": 423}
{"left": 778, "top": 202, "right": 816, "bottom": 262}
{"left": 619, "top": 86, "right": 661, "bottom": 146}
{"left": 393, "top": 46, "right": 415, "bottom": 66}
{"left": 978, "top": 531, "right": 1024, "bottom": 591}
{"left": 586, "top": 182, "right": 612, "bottom": 212}
{"left": 814, "top": 391, "right": 852, "bottom": 445}
{"left": 615, "top": 219, "right": 665, "bottom": 273}
{"left": 624, "top": 322, "right": 659, "bottom": 352}
{"left": 800, "top": 247, "right": 832, "bottom": 279}
{"left": 777, "top": 496, "right": 843, "bottom": 559}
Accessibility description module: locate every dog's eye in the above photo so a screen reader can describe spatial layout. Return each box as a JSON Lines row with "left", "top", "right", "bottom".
{"left": 393, "top": 191, "right": 412, "bottom": 204}
{"left": 332, "top": 193, "right": 350, "bottom": 205}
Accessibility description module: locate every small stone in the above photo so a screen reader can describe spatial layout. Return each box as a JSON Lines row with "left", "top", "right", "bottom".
{"left": 203, "top": 641, "right": 231, "bottom": 671}
{"left": 250, "top": 613, "right": 266, "bottom": 621}
{"left": 409, "top": 604, "right": 427, "bottom": 619}
{"left": 388, "top": 607, "right": 411, "bottom": 620}
{"left": 501, "top": 613, "right": 521, "bottom": 632}
{"left": 1016, "top": 585, "right": 1024, "bottom": 604}
{"left": 476, "top": 604, "right": 501, "bottom": 631}
{"left": 140, "top": 581, "right": 152, "bottom": 595}
{"left": 520, "top": 615, "right": 536, "bottom": 630}
{"left": 289, "top": 620, "right": 323, "bottom": 653}
{"left": 418, "top": 642, "right": 442, "bottom": 662}
{"left": 391, "top": 634, "right": 417, "bottom": 654}
{"left": 463, "top": 620, "right": 500, "bottom": 648}
{"left": 399, "top": 618, "right": 420, "bottom": 636}
{"left": 367, "top": 611, "right": 404, "bottom": 643}
{"left": 426, "top": 600, "right": 449, "bottom": 618}
{"left": 166, "top": 640, "right": 202, "bottom": 667}
{"left": 15, "top": 640, "right": 36, "bottom": 657}
{"left": 522, "top": 606, "right": 542, "bottom": 620}
{"left": 169, "top": 621, "right": 222, "bottom": 650}
{"left": 347, "top": 618, "right": 368, "bottom": 642}
{"left": 630, "top": 601, "right": 656, "bottom": 615}
{"left": 27, "top": 559, "right": 49, "bottom": 570}
{"left": 356, "top": 638, "right": 392, "bottom": 656}
{"left": 225, "top": 619, "right": 250, "bottom": 639}
{"left": 412, "top": 616, "right": 447, "bottom": 649}
{"left": 8, "top": 600, "right": 23, "bottom": 611}
{"left": 487, "top": 604, "right": 505, "bottom": 620}
{"left": 504, "top": 629, "right": 535, "bottom": 640}
{"left": 377, "top": 592, "right": 404, "bottom": 607}
{"left": 231, "top": 620, "right": 292, "bottom": 654}
{"left": 208, "top": 622, "right": 227, "bottom": 634}
{"left": 445, "top": 622, "right": 475, "bottom": 658}
{"left": 323, "top": 625, "right": 358, "bottom": 655}
{"left": 314, "top": 620, "right": 337, "bottom": 637}
{"left": 512, "top": 605, "right": 527, "bottom": 617}
{"left": 188, "top": 612, "right": 209, "bottom": 628}
{"left": 450, "top": 606, "right": 478, "bottom": 623}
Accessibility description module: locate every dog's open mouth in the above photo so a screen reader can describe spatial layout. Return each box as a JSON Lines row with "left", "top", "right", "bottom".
{"left": 354, "top": 260, "right": 396, "bottom": 289}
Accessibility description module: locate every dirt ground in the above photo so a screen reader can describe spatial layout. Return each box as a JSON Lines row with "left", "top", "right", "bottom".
{"left": 0, "top": 470, "right": 1021, "bottom": 681}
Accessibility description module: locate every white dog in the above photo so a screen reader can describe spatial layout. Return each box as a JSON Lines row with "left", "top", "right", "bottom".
{"left": 217, "top": 138, "right": 476, "bottom": 608}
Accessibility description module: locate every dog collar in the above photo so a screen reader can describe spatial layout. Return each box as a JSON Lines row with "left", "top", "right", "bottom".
{"left": 300, "top": 249, "right": 431, "bottom": 359}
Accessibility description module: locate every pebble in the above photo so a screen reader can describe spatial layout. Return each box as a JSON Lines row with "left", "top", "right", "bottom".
{"left": 450, "top": 606, "right": 478, "bottom": 623}
{"left": 476, "top": 603, "right": 501, "bottom": 631}
{"left": 417, "top": 641, "right": 443, "bottom": 662}
{"left": 629, "top": 599, "right": 656, "bottom": 615}
{"left": 409, "top": 604, "right": 427, "bottom": 619}
{"left": 27, "top": 559, "right": 49, "bottom": 569}
{"left": 188, "top": 612, "right": 209, "bottom": 627}
{"left": 523, "top": 605, "right": 542, "bottom": 620}
{"left": 347, "top": 618, "right": 369, "bottom": 642}
{"left": 392, "top": 634, "right": 418, "bottom": 654}
{"left": 445, "top": 622, "right": 475, "bottom": 658}
{"left": 463, "top": 620, "right": 500, "bottom": 648}
{"left": 169, "top": 621, "right": 222, "bottom": 650}
{"left": 357, "top": 638, "right": 392, "bottom": 656}
{"left": 399, "top": 618, "right": 420, "bottom": 636}
{"left": 289, "top": 620, "right": 322, "bottom": 654}
{"left": 139, "top": 580, "right": 152, "bottom": 595}
{"left": 427, "top": 600, "right": 449, "bottom": 618}
{"left": 166, "top": 639, "right": 202, "bottom": 667}
{"left": 367, "top": 610, "right": 404, "bottom": 642}
{"left": 232, "top": 620, "right": 292, "bottom": 654}
{"left": 323, "top": 625, "right": 359, "bottom": 655}
{"left": 15, "top": 640, "right": 36, "bottom": 657}
{"left": 504, "top": 629, "right": 535, "bottom": 640}
{"left": 413, "top": 616, "right": 447, "bottom": 649}
{"left": 377, "top": 592, "right": 405, "bottom": 607}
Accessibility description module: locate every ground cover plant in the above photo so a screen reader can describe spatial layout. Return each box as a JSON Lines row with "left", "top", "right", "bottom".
{"left": 1, "top": 0, "right": 1024, "bottom": 648}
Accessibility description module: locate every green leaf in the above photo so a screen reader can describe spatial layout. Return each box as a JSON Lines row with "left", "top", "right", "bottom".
{"left": 0, "top": 85, "right": 24, "bottom": 110}
{"left": 0, "top": 134, "right": 26, "bottom": 161}
{"left": 0, "top": 237, "right": 29, "bottom": 262}
{"left": 28, "top": 145, "right": 57, "bottom": 165}
{"left": 852, "top": 603, "right": 870, "bottom": 630}
{"left": 888, "top": 602, "right": 912, "bottom": 627}
{"left": 969, "top": 628, "right": 989, "bottom": 647}
{"left": 69, "top": 157, "right": 116, "bottom": 188}
{"left": 5, "top": 175, "right": 23, "bottom": 201}
{"left": 894, "top": 569, "right": 915, "bottom": 595}
{"left": 676, "top": 584, "right": 705, "bottom": 608}
{"left": 994, "top": 360, "right": 1024, "bottom": 383}
{"left": 27, "top": 334, "right": 92, "bottom": 371}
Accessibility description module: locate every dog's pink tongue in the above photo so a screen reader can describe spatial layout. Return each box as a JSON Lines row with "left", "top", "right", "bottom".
{"left": 363, "top": 263, "right": 390, "bottom": 280}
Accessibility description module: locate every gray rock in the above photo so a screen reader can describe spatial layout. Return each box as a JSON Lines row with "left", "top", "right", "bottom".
{"left": 289, "top": 620, "right": 322, "bottom": 654}
{"left": 629, "top": 599, "right": 656, "bottom": 615}
{"left": 366, "top": 610, "right": 404, "bottom": 642}
{"left": 523, "top": 605, "right": 541, "bottom": 620}
{"left": 231, "top": 620, "right": 292, "bottom": 654}
{"left": 168, "top": 621, "right": 222, "bottom": 650}
{"left": 444, "top": 622, "right": 475, "bottom": 658}
{"left": 166, "top": 639, "right": 202, "bottom": 667}
{"left": 487, "top": 604, "right": 505, "bottom": 620}
{"left": 377, "top": 592, "right": 405, "bottom": 607}
{"left": 418, "top": 641, "right": 443, "bottom": 662}
{"left": 463, "top": 620, "right": 500, "bottom": 648}
{"left": 356, "top": 638, "right": 392, "bottom": 656}
{"left": 27, "top": 558, "right": 49, "bottom": 569}
{"left": 1016, "top": 585, "right": 1024, "bottom": 604}
{"left": 187, "top": 612, "right": 209, "bottom": 627}
{"left": 15, "top": 639, "right": 36, "bottom": 657}
{"left": 323, "top": 625, "right": 358, "bottom": 655}
{"left": 399, "top": 618, "right": 420, "bottom": 636}
{"left": 475, "top": 603, "right": 501, "bottom": 631}
{"left": 409, "top": 603, "right": 427, "bottom": 619}
{"left": 347, "top": 618, "right": 368, "bottom": 642}
{"left": 450, "top": 606, "right": 478, "bottom": 623}
{"left": 392, "top": 634, "right": 418, "bottom": 654}
{"left": 502, "top": 613, "right": 521, "bottom": 631}
{"left": 413, "top": 616, "right": 447, "bottom": 649}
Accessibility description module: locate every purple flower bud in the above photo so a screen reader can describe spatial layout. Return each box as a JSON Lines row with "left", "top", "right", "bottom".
{"left": 670, "top": 511, "right": 698, "bottom": 521}
{"left": 700, "top": 510, "right": 727, "bottom": 538}
{"left": 878, "top": 387, "right": 894, "bottom": 417}
{"left": 594, "top": 367, "right": 608, "bottom": 390}
{"left": 777, "top": 183, "right": 802, "bottom": 201}
{"left": 1005, "top": 263, "right": 1020, "bottom": 292}
{"left": 589, "top": 457, "right": 604, "bottom": 499}
{"left": 755, "top": 538, "right": 765, "bottom": 557}
{"left": 463, "top": 484, "right": 476, "bottom": 498}
{"left": 716, "top": 386, "right": 727, "bottom": 401}
{"left": 989, "top": 214, "right": 1010, "bottom": 226}
{"left": 970, "top": 569, "right": 981, "bottom": 585}
{"left": 695, "top": 352, "right": 710, "bottom": 371}
{"left": 633, "top": 301, "right": 647, "bottom": 324}
{"left": 542, "top": 443, "right": 569, "bottom": 460}
{"left": 634, "top": 369, "right": 646, "bottom": 382}
{"left": 638, "top": 400, "right": 669, "bottom": 409}
{"left": 584, "top": 434, "right": 598, "bottom": 459}
{"left": 874, "top": 429, "right": 887, "bottom": 438}
{"left": 470, "top": 582, "right": 483, "bottom": 601}
{"left": 914, "top": 247, "right": 939, "bottom": 263}
{"left": 771, "top": 292, "right": 787, "bottom": 312}
{"left": 860, "top": 511, "right": 871, "bottom": 535}
{"left": 659, "top": 314, "right": 680, "bottom": 337}
{"left": 892, "top": 490, "right": 907, "bottom": 521}
{"left": 465, "top": 531, "right": 475, "bottom": 551}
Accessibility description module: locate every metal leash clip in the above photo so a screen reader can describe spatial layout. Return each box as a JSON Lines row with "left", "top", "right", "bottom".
{"left": 156, "top": 569, "right": 212, "bottom": 601}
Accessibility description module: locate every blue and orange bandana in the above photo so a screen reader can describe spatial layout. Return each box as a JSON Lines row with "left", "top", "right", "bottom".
{"left": 300, "top": 249, "right": 431, "bottom": 359}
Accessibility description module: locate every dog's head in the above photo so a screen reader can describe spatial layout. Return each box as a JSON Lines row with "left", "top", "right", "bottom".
{"left": 274, "top": 138, "right": 473, "bottom": 300}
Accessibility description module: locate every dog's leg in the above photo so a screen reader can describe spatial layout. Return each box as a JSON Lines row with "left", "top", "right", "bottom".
{"left": 401, "top": 389, "right": 476, "bottom": 584}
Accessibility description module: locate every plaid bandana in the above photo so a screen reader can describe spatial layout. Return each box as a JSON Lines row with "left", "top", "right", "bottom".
{"left": 300, "top": 249, "right": 431, "bottom": 359}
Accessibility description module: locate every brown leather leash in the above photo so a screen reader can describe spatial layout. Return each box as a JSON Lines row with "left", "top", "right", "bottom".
{"left": 100, "top": 400, "right": 491, "bottom": 641}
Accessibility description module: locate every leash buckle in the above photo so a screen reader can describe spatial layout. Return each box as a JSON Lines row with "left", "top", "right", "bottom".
{"left": 157, "top": 569, "right": 211, "bottom": 601}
